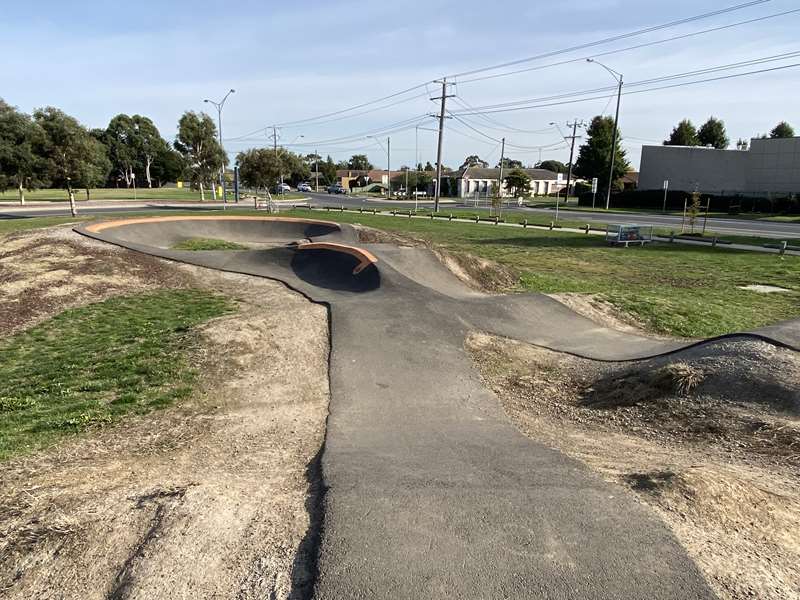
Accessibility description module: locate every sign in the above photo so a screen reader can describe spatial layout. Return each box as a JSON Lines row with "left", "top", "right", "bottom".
{"left": 591, "top": 178, "right": 598, "bottom": 194}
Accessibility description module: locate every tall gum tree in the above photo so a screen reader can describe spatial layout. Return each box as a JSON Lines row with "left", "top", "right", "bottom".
{"left": 33, "top": 107, "right": 110, "bottom": 215}
{"left": 174, "top": 111, "right": 224, "bottom": 201}
{"left": 0, "top": 99, "right": 46, "bottom": 205}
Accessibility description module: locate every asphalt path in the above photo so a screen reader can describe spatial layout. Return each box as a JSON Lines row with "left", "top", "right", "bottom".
{"left": 74, "top": 215, "right": 800, "bottom": 598}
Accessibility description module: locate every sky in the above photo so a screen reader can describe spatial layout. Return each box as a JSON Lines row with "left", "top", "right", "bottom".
{"left": 4, "top": 0, "right": 799, "bottom": 171}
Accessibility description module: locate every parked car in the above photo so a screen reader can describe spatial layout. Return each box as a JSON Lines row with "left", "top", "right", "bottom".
{"left": 274, "top": 183, "right": 292, "bottom": 193}
{"left": 327, "top": 184, "right": 346, "bottom": 194}
{"left": 297, "top": 182, "right": 312, "bottom": 192}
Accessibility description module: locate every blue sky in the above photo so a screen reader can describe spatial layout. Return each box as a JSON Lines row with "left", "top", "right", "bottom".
{"left": 5, "top": 0, "right": 799, "bottom": 170}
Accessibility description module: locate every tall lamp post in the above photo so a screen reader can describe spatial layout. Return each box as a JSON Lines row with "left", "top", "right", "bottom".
{"left": 204, "top": 88, "right": 235, "bottom": 203}
{"left": 587, "top": 58, "right": 623, "bottom": 210}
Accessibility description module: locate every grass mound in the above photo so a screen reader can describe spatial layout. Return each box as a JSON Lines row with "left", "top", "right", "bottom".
{"left": 172, "top": 238, "right": 249, "bottom": 251}
{"left": 0, "top": 289, "right": 231, "bottom": 460}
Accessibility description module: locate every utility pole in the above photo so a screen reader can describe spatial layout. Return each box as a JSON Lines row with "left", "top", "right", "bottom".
{"left": 497, "top": 137, "right": 506, "bottom": 202}
{"left": 269, "top": 125, "right": 283, "bottom": 193}
{"left": 432, "top": 78, "right": 455, "bottom": 213}
{"left": 387, "top": 136, "right": 391, "bottom": 199}
{"left": 315, "top": 148, "right": 319, "bottom": 192}
{"left": 564, "top": 119, "right": 586, "bottom": 204}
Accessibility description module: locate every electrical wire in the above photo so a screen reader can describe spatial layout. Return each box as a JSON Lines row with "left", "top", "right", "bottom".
{"left": 453, "top": 7, "right": 799, "bottom": 85}
{"left": 445, "top": 0, "right": 772, "bottom": 79}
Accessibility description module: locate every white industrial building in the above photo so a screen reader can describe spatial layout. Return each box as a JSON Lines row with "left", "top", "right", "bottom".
{"left": 639, "top": 137, "right": 800, "bottom": 195}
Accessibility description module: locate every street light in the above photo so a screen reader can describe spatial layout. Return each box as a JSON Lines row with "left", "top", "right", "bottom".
{"left": 367, "top": 135, "right": 390, "bottom": 199}
{"left": 204, "top": 88, "right": 235, "bottom": 203}
{"left": 586, "top": 58, "right": 623, "bottom": 210}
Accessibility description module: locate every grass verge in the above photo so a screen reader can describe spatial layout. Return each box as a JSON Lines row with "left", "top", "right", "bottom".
{"left": 286, "top": 208, "right": 800, "bottom": 338}
{"left": 172, "top": 238, "right": 249, "bottom": 251}
{"left": 0, "top": 289, "right": 231, "bottom": 460}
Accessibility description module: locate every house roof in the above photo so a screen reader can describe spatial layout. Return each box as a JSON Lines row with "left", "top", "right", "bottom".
{"left": 336, "top": 169, "right": 391, "bottom": 179}
{"left": 460, "top": 167, "right": 561, "bottom": 181}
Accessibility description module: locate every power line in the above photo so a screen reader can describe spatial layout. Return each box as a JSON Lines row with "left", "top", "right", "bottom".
{"left": 450, "top": 51, "right": 800, "bottom": 114}
{"left": 453, "top": 7, "right": 799, "bottom": 85}
{"left": 451, "top": 61, "right": 800, "bottom": 115}
{"left": 225, "top": 1, "right": 776, "bottom": 141}
{"left": 445, "top": 0, "right": 772, "bottom": 79}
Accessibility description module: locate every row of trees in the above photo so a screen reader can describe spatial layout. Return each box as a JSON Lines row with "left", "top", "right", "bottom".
{"left": 664, "top": 118, "right": 794, "bottom": 149}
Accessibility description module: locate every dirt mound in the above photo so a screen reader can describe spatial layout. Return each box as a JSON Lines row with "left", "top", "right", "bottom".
{"left": 430, "top": 248, "right": 518, "bottom": 293}
{"left": 467, "top": 332, "right": 800, "bottom": 600}
{"left": 0, "top": 227, "right": 330, "bottom": 599}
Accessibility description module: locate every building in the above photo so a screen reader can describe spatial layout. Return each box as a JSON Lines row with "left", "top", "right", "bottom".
{"left": 639, "top": 137, "right": 800, "bottom": 196}
{"left": 336, "top": 169, "right": 391, "bottom": 190}
{"left": 454, "top": 167, "right": 566, "bottom": 198}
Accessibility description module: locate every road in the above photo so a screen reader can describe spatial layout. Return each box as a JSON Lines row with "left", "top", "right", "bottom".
{"left": 4, "top": 193, "right": 799, "bottom": 240}
{"left": 306, "top": 192, "right": 800, "bottom": 239}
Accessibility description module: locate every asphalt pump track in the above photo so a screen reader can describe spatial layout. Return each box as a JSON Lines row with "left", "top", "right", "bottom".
{"left": 77, "top": 216, "right": 800, "bottom": 599}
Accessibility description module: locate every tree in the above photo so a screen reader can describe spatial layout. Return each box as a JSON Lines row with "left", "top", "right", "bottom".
{"left": 770, "top": 121, "right": 795, "bottom": 139}
{"left": 536, "top": 160, "right": 567, "bottom": 174}
{"left": 237, "top": 148, "right": 282, "bottom": 197}
{"left": 503, "top": 168, "right": 531, "bottom": 197}
{"left": 697, "top": 117, "right": 729, "bottom": 149}
{"left": 573, "top": 115, "right": 630, "bottom": 194}
{"left": 423, "top": 161, "right": 435, "bottom": 171}
{"left": 497, "top": 157, "right": 524, "bottom": 169}
{"left": 459, "top": 155, "right": 488, "bottom": 169}
{"left": 391, "top": 170, "right": 432, "bottom": 193}
{"left": 347, "top": 154, "right": 373, "bottom": 170}
{"left": 131, "top": 115, "right": 170, "bottom": 188}
{"left": 174, "top": 111, "right": 225, "bottom": 201}
{"left": 664, "top": 119, "right": 699, "bottom": 146}
{"left": 33, "top": 107, "right": 109, "bottom": 215}
{"left": 0, "top": 99, "right": 46, "bottom": 204}
{"left": 319, "top": 155, "right": 337, "bottom": 185}
{"left": 276, "top": 148, "right": 311, "bottom": 185}
{"left": 73, "top": 136, "right": 111, "bottom": 200}
{"left": 103, "top": 114, "right": 138, "bottom": 187}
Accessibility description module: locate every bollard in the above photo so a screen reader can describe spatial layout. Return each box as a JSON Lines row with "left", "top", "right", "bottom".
{"left": 585, "top": 224, "right": 590, "bottom": 234}
{"left": 780, "top": 241, "right": 788, "bottom": 256}
{"left": 430, "top": 213, "right": 434, "bottom": 220}
{"left": 475, "top": 215, "right": 480, "bottom": 223}
{"left": 669, "top": 231, "right": 675, "bottom": 243}
{"left": 373, "top": 208, "right": 377, "bottom": 215}
{"left": 523, "top": 219, "right": 528, "bottom": 228}
{"left": 449, "top": 213, "right": 453, "bottom": 221}
{"left": 495, "top": 216, "right": 499, "bottom": 225}
{"left": 326, "top": 206, "right": 330, "bottom": 211}
{"left": 359, "top": 207, "right": 363, "bottom": 213}
{"left": 340, "top": 205, "right": 344, "bottom": 212}
{"left": 549, "top": 221, "right": 554, "bottom": 230}
{"left": 712, "top": 237, "right": 717, "bottom": 248}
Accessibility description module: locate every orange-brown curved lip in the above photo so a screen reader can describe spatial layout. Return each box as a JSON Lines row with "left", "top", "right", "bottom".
{"left": 297, "top": 242, "right": 378, "bottom": 275}
{"left": 83, "top": 215, "right": 342, "bottom": 233}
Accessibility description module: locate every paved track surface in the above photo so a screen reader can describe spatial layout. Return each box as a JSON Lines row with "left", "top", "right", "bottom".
{"left": 76, "top": 216, "right": 800, "bottom": 599}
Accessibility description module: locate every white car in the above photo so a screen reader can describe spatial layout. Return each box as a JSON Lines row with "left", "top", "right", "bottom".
{"left": 297, "top": 183, "right": 312, "bottom": 192}
{"left": 274, "top": 183, "right": 292, "bottom": 193}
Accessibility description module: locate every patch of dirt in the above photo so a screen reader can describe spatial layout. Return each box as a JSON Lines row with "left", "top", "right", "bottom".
{"left": 353, "top": 223, "right": 517, "bottom": 293}
{"left": 0, "top": 227, "right": 195, "bottom": 336}
{"left": 430, "top": 247, "right": 518, "bottom": 293}
{"left": 0, "top": 226, "right": 330, "bottom": 599}
{"left": 466, "top": 332, "right": 800, "bottom": 600}
{"left": 547, "top": 292, "right": 672, "bottom": 337}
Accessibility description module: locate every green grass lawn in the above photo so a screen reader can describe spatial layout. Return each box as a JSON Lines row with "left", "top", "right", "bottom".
{"left": 0, "top": 289, "right": 231, "bottom": 460}
{"left": 172, "top": 238, "right": 249, "bottom": 251}
{"left": 285, "top": 209, "right": 800, "bottom": 338}
{"left": 1, "top": 187, "right": 309, "bottom": 203}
